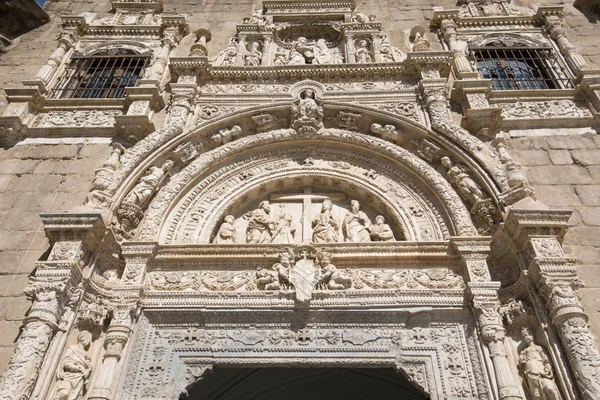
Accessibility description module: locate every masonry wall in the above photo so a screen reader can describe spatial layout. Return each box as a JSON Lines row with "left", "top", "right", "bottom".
{"left": 0, "top": 0, "right": 599, "bottom": 375}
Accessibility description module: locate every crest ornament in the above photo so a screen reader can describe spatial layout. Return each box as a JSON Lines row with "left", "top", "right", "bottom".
{"left": 289, "top": 246, "right": 322, "bottom": 302}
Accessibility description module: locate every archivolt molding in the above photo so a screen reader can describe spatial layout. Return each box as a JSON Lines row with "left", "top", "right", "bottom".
{"left": 135, "top": 128, "right": 476, "bottom": 242}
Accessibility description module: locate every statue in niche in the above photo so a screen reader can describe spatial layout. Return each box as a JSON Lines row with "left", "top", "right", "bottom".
{"left": 271, "top": 205, "right": 297, "bottom": 244}
{"left": 244, "top": 41, "right": 262, "bottom": 66}
{"left": 440, "top": 156, "right": 485, "bottom": 205}
{"left": 354, "top": 39, "right": 372, "bottom": 63}
{"left": 312, "top": 199, "right": 340, "bottom": 243}
{"left": 53, "top": 330, "right": 93, "bottom": 400}
{"left": 102, "top": 142, "right": 125, "bottom": 170}
{"left": 123, "top": 160, "right": 174, "bottom": 208}
{"left": 519, "top": 327, "right": 562, "bottom": 400}
{"left": 291, "top": 89, "right": 324, "bottom": 132}
{"left": 317, "top": 250, "right": 352, "bottom": 290}
{"left": 256, "top": 251, "right": 292, "bottom": 290}
{"left": 286, "top": 37, "right": 311, "bottom": 64}
{"left": 246, "top": 201, "right": 276, "bottom": 243}
{"left": 343, "top": 200, "right": 372, "bottom": 242}
{"left": 370, "top": 215, "right": 395, "bottom": 241}
{"left": 213, "top": 215, "right": 236, "bottom": 244}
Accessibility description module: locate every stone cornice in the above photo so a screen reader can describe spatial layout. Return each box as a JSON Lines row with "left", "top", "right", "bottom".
{"left": 40, "top": 213, "right": 106, "bottom": 250}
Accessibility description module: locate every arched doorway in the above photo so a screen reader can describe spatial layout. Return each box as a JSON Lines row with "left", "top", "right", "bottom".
{"left": 184, "top": 367, "right": 430, "bottom": 400}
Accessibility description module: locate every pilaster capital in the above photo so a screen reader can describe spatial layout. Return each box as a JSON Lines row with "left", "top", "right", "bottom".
{"left": 503, "top": 208, "right": 572, "bottom": 249}
{"left": 40, "top": 213, "right": 107, "bottom": 253}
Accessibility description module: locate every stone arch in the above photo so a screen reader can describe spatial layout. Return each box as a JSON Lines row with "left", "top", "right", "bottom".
{"left": 76, "top": 40, "right": 153, "bottom": 56}
{"left": 136, "top": 128, "right": 477, "bottom": 242}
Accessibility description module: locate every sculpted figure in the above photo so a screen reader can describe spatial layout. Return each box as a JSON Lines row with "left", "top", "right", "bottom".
{"left": 317, "top": 251, "right": 351, "bottom": 290}
{"left": 370, "top": 215, "right": 395, "bottom": 241}
{"left": 256, "top": 251, "right": 292, "bottom": 290}
{"left": 53, "top": 331, "right": 92, "bottom": 400}
{"left": 440, "top": 156, "right": 485, "bottom": 205}
{"left": 244, "top": 41, "right": 262, "bottom": 66}
{"left": 519, "top": 328, "right": 562, "bottom": 400}
{"left": 312, "top": 199, "right": 340, "bottom": 243}
{"left": 213, "top": 215, "right": 236, "bottom": 244}
{"left": 246, "top": 201, "right": 275, "bottom": 243}
{"left": 271, "top": 206, "right": 297, "bottom": 244}
{"left": 354, "top": 39, "right": 372, "bottom": 63}
{"left": 287, "top": 37, "right": 311, "bottom": 64}
{"left": 123, "top": 160, "right": 174, "bottom": 208}
{"left": 343, "top": 200, "right": 372, "bottom": 242}
{"left": 102, "top": 142, "right": 125, "bottom": 170}
{"left": 210, "top": 125, "right": 242, "bottom": 145}
{"left": 295, "top": 89, "right": 322, "bottom": 120}
{"left": 312, "top": 39, "right": 334, "bottom": 64}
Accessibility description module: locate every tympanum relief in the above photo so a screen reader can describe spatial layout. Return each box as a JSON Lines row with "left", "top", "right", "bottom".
{"left": 211, "top": 195, "right": 399, "bottom": 245}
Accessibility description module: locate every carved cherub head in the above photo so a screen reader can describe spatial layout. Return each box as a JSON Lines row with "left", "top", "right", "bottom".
{"left": 224, "top": 215, "right": 235, "bottom": 224}
{"left": 316, "top": 250, "right": 332, "bottom": 267}
{"left": 277, "top": 250, "right": 294, "bottom": 267}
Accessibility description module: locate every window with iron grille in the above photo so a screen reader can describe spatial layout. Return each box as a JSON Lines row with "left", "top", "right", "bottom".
{"left": 472, "top": 42, "right": 574, "bottom": 90}
{"left": 50, "top": 48, "right": 150, "bottom": 99}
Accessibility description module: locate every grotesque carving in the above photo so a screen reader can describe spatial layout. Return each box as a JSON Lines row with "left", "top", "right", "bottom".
{"left": 519, "top": 328, "right": 562, "bottom": 400}
{"left": 343, "top": 200, "right": 372, "bottom": 242}
{"left": 290, "top": 89, "right": 324, "bottom": 133}
{"left": 53, "top": 330, "right": 93, "bottom": 400}
{"left": 371, "top": 123, "right": 402, "bottom": 142}
{"left": 213, "top": 215, "right": 236, "bottom": 244}
{"left": 317, "top": 250, "right": 352, "bottom": 290}
{"left": 246, "top": 201, "right": 275, "bottom": 243}
{"left": 370, "top": 215, "right": 395, "bottom": 241}
{"left": 210, "top": 125, "right": 243, "bottom": 146}
{"left": 312, "top": 199, "right": 340, "bottom": 243}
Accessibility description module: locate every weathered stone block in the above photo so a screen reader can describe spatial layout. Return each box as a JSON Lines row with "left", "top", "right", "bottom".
{"left": 514, "top": 150, "right": 551, "bottom": 166}
{"left": 546, "top": 136, "right": 597, "bottom": 150}
{"left": 526, "top": 165, "right": 593, "bottom": 185}
{"left": 572, "top": 226, "right": 600, "bottom": 246}
{"left": 579, "top": 207, "right": 600, "bottom": 226}
{"left": 571, "top": 149, "right": 600, "bottom": 166}
{"left": 0, "top": 321, "right": 20, "bottom": 346}
{"left": 534, "top": 185, "right": 583, "bottom": 207}
{"left": 0, "top": 159, "right": 38, "bottom": 175}
{"left": 575, "top": 185, "right": 600, "bottom": 206}
{"left": 548, "top": 150, "right": 573, "bottom": 165}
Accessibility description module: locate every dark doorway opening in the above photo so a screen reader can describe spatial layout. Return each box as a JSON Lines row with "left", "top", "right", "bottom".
{"left": 184, "top": 367, "right": 430, "bottom": 400}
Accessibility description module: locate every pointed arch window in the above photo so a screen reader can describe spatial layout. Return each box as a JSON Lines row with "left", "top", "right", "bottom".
{"left": 472, "top": 38, "right": 574, "bottom": 90}
{"left": 50, "top": 48, "right": 150, "bottom": 99}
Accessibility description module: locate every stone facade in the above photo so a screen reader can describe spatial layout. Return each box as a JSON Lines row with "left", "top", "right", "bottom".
{"left": 0, "top": 0, "right": 599, "bottom": 399}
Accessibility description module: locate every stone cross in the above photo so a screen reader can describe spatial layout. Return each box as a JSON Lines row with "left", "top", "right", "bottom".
{"left": 270, "top": 187, "right": 346, "bottom": 242}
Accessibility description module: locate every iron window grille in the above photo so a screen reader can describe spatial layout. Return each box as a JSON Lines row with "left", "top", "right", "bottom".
{"left": 472, "top": 45, "right": 574, "bottom": 90}
{"left": 50, "top": 48, "right": 150, "bottom": 99}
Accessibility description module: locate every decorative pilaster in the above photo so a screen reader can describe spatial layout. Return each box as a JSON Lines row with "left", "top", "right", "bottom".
{"left": 121, "top": 242, "right": 157, "bottom": 287}
{"left": 504, "top": 208, "right": 600, "bottom": 400}
{"left": 543, "top": 15, "right": 588, "bottom": 74}
{"left": 346, "top": 34, "right": 356, "bottom": 64}
{"left": 261, "top": 35, "right": 272, "bottom": 65}
{"left": 33, "top": 28, "right": 78, "bottom": 89}
{"left": 440, "top": 19, "right": 476, "bottom": 78}
{"left": 143, "top": 30, "right": 178, "bottom": 84}
{"left": 452, "top": 237, "right": 523, "bottom": 400}
{"left": 0, "top": 214, "right": 105, "bottom": 400}
{"left": 88, "top": 304, "right": 137, "bottom": 400}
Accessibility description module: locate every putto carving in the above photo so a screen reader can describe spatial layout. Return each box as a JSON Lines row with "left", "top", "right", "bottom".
{"left": 53, "top": 330, "right": 93, "bottom": 400}
{"left": 371, "top": 123, "right": 402, "bottom": 143}
{"left": 256, "top": 249, "right": 293, "bottom": 290}
{"left": 316, "top": 250, "right": 352, "bottom": 290}
{"left": 210, "top": 125, "right": 243, "bottom": 146}
{"left": 290, "top": 89, "right": 324, "bottom": 133}
{"left": 519, "top": 327, "right": 562, "bottom": 400}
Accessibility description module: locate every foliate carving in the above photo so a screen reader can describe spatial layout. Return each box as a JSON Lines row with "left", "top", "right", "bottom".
{"left": 172, "top": 142, "right": 201, "bottom": 165}
{"left": 290, "top": 89, "right": 324, "bottom": 133}
{"left": 557, "top": 317, "right": 600, "bottom": 399}
{"left": 500, "top": 100, "right": 591, "bottom": 119}
{"left": 252, "top": 113, "right": 287, "bottom": 133}
{"left": 353, "top": 268, "right": 464, "bottom": 290}
{"left": 53, "top": 330, "right": 93, "bottom": 400}
{"left": 33, "top": 110, "right": 122, "bottom": 127}
{"left": 519, "top": 327, "right": 562, "bottom": 400}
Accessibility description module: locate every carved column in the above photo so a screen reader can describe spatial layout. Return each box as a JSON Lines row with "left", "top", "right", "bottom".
{"left": 0, "top": 214, "right": 105, "bottom": 400}
{"left": 235, "top": 36, "right": 247, "bottom": 66}
{"left": 452, "top": 237, "right": 524, "bottom": 400}
{"left": 504, "top": 209, "right": 600, "bottom": 400}
{"left": 440, "top": 20, "right": 474, "bottom": 78}
{"left": 88, "top": 304, "right": 137, "bottom": 400}
{"left": 346, "top": 33, "right": 356, "bottom": 64}
{"left": 261, "top": 35, "right": 272, "bottom": 65}
{"left": 143, "top": 30, "right": 178, "bottom": 83}
{"left": 34, "top": 29, "right": 77, "bottom": 88}
{"left": 544, "top": 16, "right": 588, "bottom": 74}
{"left": 372, "top": 34, "right": 382, "bottom": 63}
